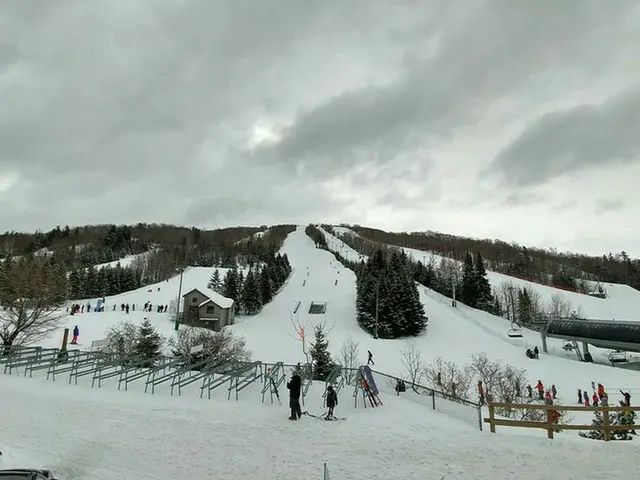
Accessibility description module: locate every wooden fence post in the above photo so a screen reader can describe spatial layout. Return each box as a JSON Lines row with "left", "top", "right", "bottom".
{"left": 488, "top": 403, "right": 496, "bottom": 433}
{"left": 602, "top": 405, "right": 611, "bottom": 441}
{"left": 545, "top": 405, "right": 554, "bottom": 439}
{"left": 61, "top": 328, "right": 69, "bottom": 350}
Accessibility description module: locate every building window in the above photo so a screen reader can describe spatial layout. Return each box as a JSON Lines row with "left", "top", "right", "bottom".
{"left": 192, "top": 296, "right": 198, "bottom": 303}
{"left": 206, "top": 306, "right": 215, "bottom": 314}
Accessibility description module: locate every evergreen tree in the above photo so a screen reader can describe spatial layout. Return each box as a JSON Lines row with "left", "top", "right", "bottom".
{"left": 460, "top": 252, "right": 479, "bottom": 308}
{"left": 241, "top": 269, "right": 262, "bottom": 314}
{"left": 309, "top": 324, "right": 335, "bottom": 381}
{"left": 474, "top": 252, "right": 493, "bottom": 309}
{"left": 222, "top": 267, "right": 239, "bottom": 300}
{"left": 134, "top": 320, "right": 164, "bottom": 367}
{"left": 208, "top": 269, "right": 222, "bottom": 292}
{"left": 259, "top": 266, "right": 273, "bottom": 304}
{"left": 517, "top": 288, "right": 533, "bottom": 325}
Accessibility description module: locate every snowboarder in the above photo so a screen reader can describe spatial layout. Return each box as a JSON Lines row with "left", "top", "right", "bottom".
{"left": 325, "top": 385, "right": 338, "bottom": 420}
{"left": 395, "top": 379, "right": 406, "bottom": 395}
{"left": 71, "top": 325, "right": 79, "bottom": 344}
{"left": 287, "top": 370, "right": 302, "bottom": 420}
{"left": 367, "top": 350, "right": 374, "bottom": 365}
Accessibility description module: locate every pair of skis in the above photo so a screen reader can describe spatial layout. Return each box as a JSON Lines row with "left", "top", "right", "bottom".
{"left": 302, "top": 411, "right": 347, "bottom": 421}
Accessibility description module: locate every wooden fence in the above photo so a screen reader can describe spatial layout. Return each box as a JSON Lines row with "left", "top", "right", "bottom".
{"left": 484, "top": 402, "right": 639, "bottom": 441}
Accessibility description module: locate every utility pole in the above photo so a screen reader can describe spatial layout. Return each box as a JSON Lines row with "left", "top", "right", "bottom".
{"left": 451, "top": 280, "right": 457, "bottom": 307}
{"left": 374, "top": 283, "right": 379, "bottom": 339}
{"left": 174, "top": 267, "right": 184, "bottom": 331}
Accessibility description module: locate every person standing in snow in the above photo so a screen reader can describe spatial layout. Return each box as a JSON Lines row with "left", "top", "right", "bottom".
{"left": 71, "top": 325, "right": 79, "bottom": 344}
{"left": 551, "top": 384, "right": 557, "bottom": 399}
{"left": 287, "top": 370, "right": 302, "bottom": 420}
{"left": 325, "top": 385, "right": 338, "bottom": 420}
{"left": 536, "top": 380, "right": 544, "bottom": 400}
{"left": 367, "top": 350, "right": 374, "bottom": 365}
{"left": 578, "top": 389, "right": 583, "bottom": 404}
{"left": 526, "top": 384, "right": 533, "bottom": 399}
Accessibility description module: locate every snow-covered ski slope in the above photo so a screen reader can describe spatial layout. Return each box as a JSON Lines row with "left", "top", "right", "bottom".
{"left": 4, "top": 225, "right": 640, "bottom": 478}
{"left": 332, "top": 226, "right": 640, "bottom": 321}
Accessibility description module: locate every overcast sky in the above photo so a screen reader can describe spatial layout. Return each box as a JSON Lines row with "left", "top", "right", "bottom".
{"left": 1, "top": 1, "right": 639, "bottom": 256}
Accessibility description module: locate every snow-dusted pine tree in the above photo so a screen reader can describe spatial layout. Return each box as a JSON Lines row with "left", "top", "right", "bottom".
{"left": 241, "top": 269, "right": 262, "bottom": 315}
{"left": 207, "top": 269, "right": 222, "bottom": 293}
{"left": 133, "top": 320, "right": 164, "bottom": 367}
{"left": 310, "top": 324, "right": 335, "bottom": 381}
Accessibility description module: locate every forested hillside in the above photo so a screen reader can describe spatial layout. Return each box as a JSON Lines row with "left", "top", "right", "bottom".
{"left": 1, "top": 224, "right": 296, "bottom": 300}
{"left": 341, "top": 225, "right": 640, "bottom": 293}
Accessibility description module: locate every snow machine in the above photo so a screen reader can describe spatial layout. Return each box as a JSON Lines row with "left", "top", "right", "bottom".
{"left": 0, "top": 469, "right": 57, "bottom": 480}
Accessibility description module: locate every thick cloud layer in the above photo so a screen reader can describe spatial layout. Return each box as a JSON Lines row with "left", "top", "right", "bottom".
{"left": 1, "top": 0, "right": 639, "bottom": 255}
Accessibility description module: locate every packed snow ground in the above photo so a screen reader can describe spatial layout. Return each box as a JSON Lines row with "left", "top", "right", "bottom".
{"left": 4, "top": 371, "right": 638, "bottom": 480}
{"left": 3, "top": 225, "right": 640, "bottom": 478}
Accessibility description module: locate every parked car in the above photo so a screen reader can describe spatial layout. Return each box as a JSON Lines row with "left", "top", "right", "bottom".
{"left": 0, "top": 469, "right": 57, "bottom": 480}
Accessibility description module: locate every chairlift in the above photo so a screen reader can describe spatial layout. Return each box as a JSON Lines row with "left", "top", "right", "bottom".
{"left": 507, "top": 322, "right": 523, "bottom": 338}
{"left": 562, "top": 341, "right": 575, "bottom": 351}
{"left": 608, "top": 350, "right": 628, "bottom": 364}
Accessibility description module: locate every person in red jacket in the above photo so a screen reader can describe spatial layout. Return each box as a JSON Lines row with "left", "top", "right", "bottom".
{"left": 592, "top": 392, "right": 599, "bottom": 407}
{"left": 536, "top": 380, "right": 544, "bottom": 400}
{"left": 597, "top": 383, "right": 605, "bottom": 400}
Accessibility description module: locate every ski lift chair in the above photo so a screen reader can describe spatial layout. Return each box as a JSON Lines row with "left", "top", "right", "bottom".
{"left": 507, "top": 325, "right": 523, "bottom": 338}
{"left": 608, "top": 350, "right": 628, "bottom": 364}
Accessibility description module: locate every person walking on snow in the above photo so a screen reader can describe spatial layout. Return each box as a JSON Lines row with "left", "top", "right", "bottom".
{"left": 71, "top": 325, "right": 79, "bottom": 344}
{"left": 367, "top": 350, "right": 374, "bottom": 365}
{"left": 325, "top": 385, "right": 338, "bottom": 420}
{"left": 287, "top": 370, "right": 302, "bottom": 420}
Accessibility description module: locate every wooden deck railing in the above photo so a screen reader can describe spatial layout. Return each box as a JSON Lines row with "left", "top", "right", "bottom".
{"left": 485, "top": 402, "right": 639, "bottom": 441}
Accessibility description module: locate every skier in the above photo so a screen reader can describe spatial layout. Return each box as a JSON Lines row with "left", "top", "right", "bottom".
{"left": 325, "top": 385, "right": 338, "bottom": 420}
{"left": 551, "top": 384, "right": 557, "bottom": 399}
{"left": 287, "top": 370, "right": 302, "bottom": 420}
{"left": 71, "top": 325, "right": 79, "bottom": 344}
{"left": 583, "top": 390, "right": 590, "bottom": 406}
{"left": 578, "top": 388, "right": 583, "bottom": 404}
{"left": 367, "top": 350, "right": 374, "bottom": 365}
{"left": 592, "top": 392, "right": 599, "bottom": 407}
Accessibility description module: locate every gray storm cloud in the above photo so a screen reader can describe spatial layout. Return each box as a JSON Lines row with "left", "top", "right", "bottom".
{"left": 0, "top": 0, "right": 638, "bottom": 253}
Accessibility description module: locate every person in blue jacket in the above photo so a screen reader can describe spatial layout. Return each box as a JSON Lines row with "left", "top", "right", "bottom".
{"left": 71, "top": 325, "right": 79, "bottom": 344}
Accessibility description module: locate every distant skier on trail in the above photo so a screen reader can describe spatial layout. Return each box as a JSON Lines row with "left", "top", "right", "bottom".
{"left": 287, "top": 370, "right": 302, "bottom": 420}
{"left": 367, "top": 350, "right": 374, "bottom": 365}
{"left": 325, "top": 385, "right": 338, "bottom": 420}
{"left": 71, "top": 325, "right": 79, "bottom": 344}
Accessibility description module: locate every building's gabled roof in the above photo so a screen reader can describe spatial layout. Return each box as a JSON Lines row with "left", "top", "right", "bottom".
{"left": 182, "top": 287, "right": 234, "bottom": 309}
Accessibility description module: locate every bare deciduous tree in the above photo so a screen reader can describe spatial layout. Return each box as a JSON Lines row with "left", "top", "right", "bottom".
{"left": 103, "top": 321, "right": 140, "bottom": 357}
{"left": 339, "top": 336, "right": 360, "bottom": 384}
{"left": 169, "top": 327, "right": 252, "bottom": 367}
{"left": 424, "top": 356, "right": 472, "bottom": 399}
{"left": 0, "top": 259, "right": 66, "bottom": 352}
{"left": 400, "top": 342, "right": 425, "bottom": 385}
{"left": 469, "top": 353, "right": 503, "bottom": 393}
